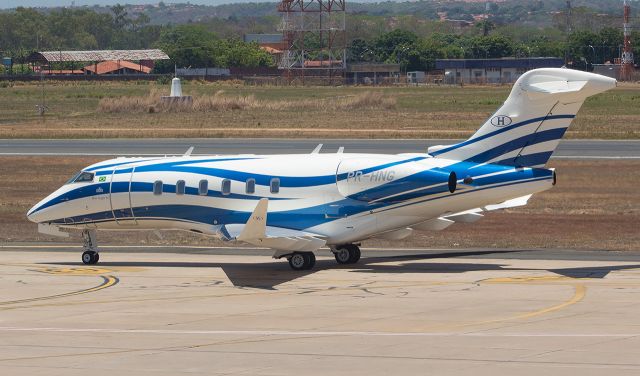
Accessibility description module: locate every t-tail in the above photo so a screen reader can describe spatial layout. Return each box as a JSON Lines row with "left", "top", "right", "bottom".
{"left": 429, "top": 68, "right": 616, "bottom": 167}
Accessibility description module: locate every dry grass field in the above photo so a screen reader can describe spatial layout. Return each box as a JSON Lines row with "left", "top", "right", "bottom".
{"left": 0, "top": 80, "right": 639, "bottom": 139}
{"left": 1, "top": 156, "right": 638, "bottom": 251}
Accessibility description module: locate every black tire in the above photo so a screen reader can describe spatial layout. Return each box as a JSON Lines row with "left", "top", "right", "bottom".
{"left": 288, "top": 253, "right": 307, "bottom": 271}
{"left": 347, "top": 244, "right": 361, "bottom": 263}
{"left": 304, "top": 252, "right": 316, "bottom": 270}
{"left": 334, "top": 246, "right": 351, "bottom": 264}
{"left": 82, "top": 250, "right": 98, "bottom": 265}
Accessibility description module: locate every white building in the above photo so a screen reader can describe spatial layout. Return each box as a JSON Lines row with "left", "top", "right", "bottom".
{"left": 437, "top": 57, "right": 564, "bottom": 84}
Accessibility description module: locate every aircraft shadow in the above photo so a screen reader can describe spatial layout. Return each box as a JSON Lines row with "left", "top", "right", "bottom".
{"left": 550, "top": 264, "right": 640, "bottom": 279}
{"left": 42, "top": 249, "right": 640, "bottom": 289}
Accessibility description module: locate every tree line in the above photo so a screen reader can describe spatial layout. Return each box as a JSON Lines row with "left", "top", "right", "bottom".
{"left": 0, "top": 7, "right": 274, "bottom": 73}
{"left": 0, "top": 5, "right": 636, "bottom": 74}
{"left": 351, "top": 26, "right": 631, "bottom": 72}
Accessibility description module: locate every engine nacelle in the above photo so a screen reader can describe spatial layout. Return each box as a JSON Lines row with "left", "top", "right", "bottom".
{"left": 336, "top": 158, "right": 456, "bottom": 203}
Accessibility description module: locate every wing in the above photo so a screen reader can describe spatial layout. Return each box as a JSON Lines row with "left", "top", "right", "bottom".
{"left": 219, "top": 198, "right": 326, "bottom": 257}
{"left": 414, "top": 194, "right": 533, "bottom": 231}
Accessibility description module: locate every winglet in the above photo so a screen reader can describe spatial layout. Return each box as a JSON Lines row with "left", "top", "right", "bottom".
{"left": 183, "top": 146, "right": 194, "bottom": 157}
{"left": 311, "top": 144, "right": 323, "bottom": 154}
{"left": 237, "top": 198, "right": 268, "bottom": 241}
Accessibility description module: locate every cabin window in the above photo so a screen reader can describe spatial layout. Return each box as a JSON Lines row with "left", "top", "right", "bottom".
{"left": 221, "top": 179, "right": 231, "bottom": 196}
{"left": 153, "top": 180, "right": 163, "bottom": 195}
{"left": 246, "top": 178, "right": 256, "bottom": 194}
{"left": 270, "top": 178, "right": 280, "bottom": 194}
{"left": 66, "top": 171, "right": 94, "bottom": 184}
{"left": 176, "top": 180, "right": 185, "bottom": 195}
{"left": 198, "top": 180, "right": 208, "bottom": 196}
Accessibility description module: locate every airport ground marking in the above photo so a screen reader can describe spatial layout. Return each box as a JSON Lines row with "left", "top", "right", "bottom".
{"left": 462, "top": 276, "right": 588, "bottom": 327}
{"left": 0, "top": 326, "right": 638, "bottom": 338}
{"left": 0, "top": 271, "right": 119, "bottom": 309}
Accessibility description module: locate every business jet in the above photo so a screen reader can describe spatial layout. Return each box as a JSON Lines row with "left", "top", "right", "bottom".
{"left": 27, "top": 68, "right": 616, "bottom": 270}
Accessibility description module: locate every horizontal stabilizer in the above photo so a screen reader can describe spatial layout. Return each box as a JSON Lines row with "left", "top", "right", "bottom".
{"left": 525, "top": 78, "right": 587, "bottom": 94}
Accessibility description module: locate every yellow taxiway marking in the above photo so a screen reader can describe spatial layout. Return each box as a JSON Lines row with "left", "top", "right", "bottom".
{"left": 515, "top": 283, "right": 586, "bottom": 320}
{"left": 470, "top": 283, "right": 587, "bottom": 327}
{"left": 482, "top": 275, "right": 576, "bottom": 283}
{"left": 454, "top": 276, "right": 589, "bottom": 328}
{"left": 0, "top": 268, "right": 119, "bottom": 309}
{"left": 32, "top": 267, "right": 116, "bottom": 275}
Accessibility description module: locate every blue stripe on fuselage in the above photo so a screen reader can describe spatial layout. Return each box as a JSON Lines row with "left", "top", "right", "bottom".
{"left": 430, "top": 115, "right": 575, "bottom": 157}
{"left": 52, "top": 174, "right": 552, "bottom": 231}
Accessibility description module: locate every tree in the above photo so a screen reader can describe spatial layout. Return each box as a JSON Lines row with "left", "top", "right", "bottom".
{"left": 475, "top": 20, "right": 495, "bottom": 37}
{"left": 468, "top": 35, "right": 514, "bottom": 58}
{"left": 111, "top": 4, "right": 130, "bottom": 30}
{"left": 154, "top": 24, "right": 273, "bottom": 72}
{"left": 567, "top": 30, "right": 599, "bottom": 69}
{"left": 597, "top": 27, "right": 623, "bottom": 64}
{"left": 374, "top": 29, "right": 418, "bottom": 58}
{"left": 348, "top": 38, "right": 375, "bottom": 62}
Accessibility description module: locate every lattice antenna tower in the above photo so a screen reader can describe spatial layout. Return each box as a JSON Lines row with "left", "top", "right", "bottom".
{"left": 621, "top": 0, "right": 634, "bottom": 80}
{"left": 278, "top": 0, "right": 346, "bottom": 83}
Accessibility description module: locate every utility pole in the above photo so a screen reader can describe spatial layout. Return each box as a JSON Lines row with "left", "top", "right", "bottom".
{"left": 565, "top": 0, "right": 572, "bottom": 66}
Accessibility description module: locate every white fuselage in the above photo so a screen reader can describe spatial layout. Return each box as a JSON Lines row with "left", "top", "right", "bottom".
{"left": 27, "top": 152, "right": 554, "bottom": 245}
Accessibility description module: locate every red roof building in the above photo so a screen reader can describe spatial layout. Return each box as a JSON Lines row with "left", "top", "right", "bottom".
{"left": 83, "top": 60, "right": 153, "bottom": 75}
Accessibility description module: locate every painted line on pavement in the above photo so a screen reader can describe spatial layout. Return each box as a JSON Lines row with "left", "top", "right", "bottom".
{"left": 0, "top": 275, "right": 118, "bottom": 308}
{"left": 0, "top": 326, "right": 636, "bottom": 338}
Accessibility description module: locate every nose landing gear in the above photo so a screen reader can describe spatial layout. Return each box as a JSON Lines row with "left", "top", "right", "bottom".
{"left": 81, "top": 229, "right": 100, "bottom": 265}
{"left": 82, "top": 250, "right": 99, "bottom": 265}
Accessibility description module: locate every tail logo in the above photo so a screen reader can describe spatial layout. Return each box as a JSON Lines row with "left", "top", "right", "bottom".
{"left": 490, "top": 115, "right": 512, "bottom": 127}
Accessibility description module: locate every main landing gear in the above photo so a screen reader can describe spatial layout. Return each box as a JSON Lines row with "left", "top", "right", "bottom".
{"left": 284, "top": 244, "right": 361, "bottom": 271}
{"left": 81, "top": 229, "right": 100, "bottom": 265}
{"left": 333, "top": 244, "right": 361, "bottom": 265}
{"left": 287, "top": 252, "right": 316, "bottom": 271}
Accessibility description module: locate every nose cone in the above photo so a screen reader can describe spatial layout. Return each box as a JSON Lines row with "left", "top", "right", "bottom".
{"left": 27, "top": 204, "right": 42, "bottom": 223}
{"left": 27, "top": 189, "right": 62, "bottom": 224}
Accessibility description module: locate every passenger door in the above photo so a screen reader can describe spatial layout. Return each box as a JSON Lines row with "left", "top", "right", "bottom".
{"left": 109, "top": 166, "right": 137, "bottom": 225}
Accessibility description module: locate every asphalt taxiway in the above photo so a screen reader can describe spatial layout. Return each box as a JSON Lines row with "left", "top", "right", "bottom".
{"left": 1, "top": 138, "right": 639, "bottom": 158}
{"left": 1, "top": 246, "right": 640, "bottom": 375}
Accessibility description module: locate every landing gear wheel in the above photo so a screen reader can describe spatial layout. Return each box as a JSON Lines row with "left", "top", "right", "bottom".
{"left": 347, "top": 244, "right": 361, "bottom": 263}
{"left": 288, "top": 252, "right": 316, "bottom": 271}
{"left": 334, "top": 247, "right": 351, "bottom": 264}
{"left": 334, "top": 244, "right": 361, "bottom": 265}
{"left": 305, "top": 252, "right": 316, "bottom": 270}
{"left": 82, "top": 250, "right": 99, "bottom": 265}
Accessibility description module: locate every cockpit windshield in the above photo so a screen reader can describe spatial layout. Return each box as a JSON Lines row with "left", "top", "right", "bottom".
{"left": 65, "top": 171, "right": 95, "bottom": 184}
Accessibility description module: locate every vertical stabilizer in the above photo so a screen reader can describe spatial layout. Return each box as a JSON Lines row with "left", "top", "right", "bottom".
{"left": 429, "top": 68, "right": 616, "bottom": 167}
